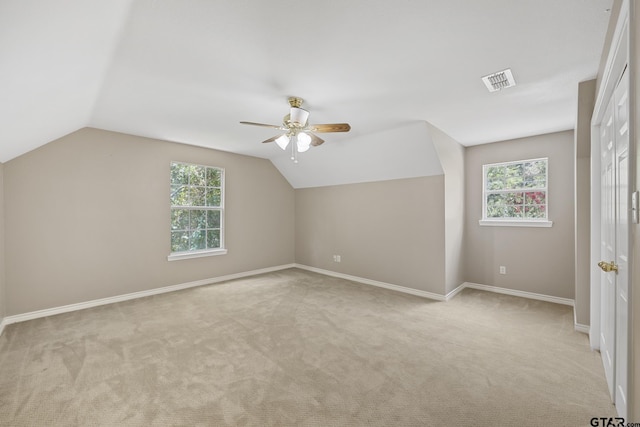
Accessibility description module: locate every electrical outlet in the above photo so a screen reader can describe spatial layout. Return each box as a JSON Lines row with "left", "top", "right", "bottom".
{"left": 499, "top": 266, "right": 506, "bottom": 275}
{"left": 333, "top": 255, "right": 341, "bottom": 263}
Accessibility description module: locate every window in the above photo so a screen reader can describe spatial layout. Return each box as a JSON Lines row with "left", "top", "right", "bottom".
{"left": 480, "top": 157, "right": 552, "bottom": 227}
{"left": 168, "top": 162, "right": 226, "bottom": 260}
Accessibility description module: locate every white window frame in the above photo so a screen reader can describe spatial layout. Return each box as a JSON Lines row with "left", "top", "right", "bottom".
{"left": 479, "top": 157, "right": 553, "bottom": 228}
{"left": 168, "top": 161, "right": 227, "bottom": 261}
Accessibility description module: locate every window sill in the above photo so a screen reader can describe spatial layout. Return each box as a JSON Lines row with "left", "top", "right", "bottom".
{"left": 479, "top": 220, "right": 553, "bottom": 228}
{"left": 167, "top": 248, "right": 228, "bottom": 261}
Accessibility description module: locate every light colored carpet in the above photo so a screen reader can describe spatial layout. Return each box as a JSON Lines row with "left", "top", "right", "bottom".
{"left": 0, "top": 268, "right": 616, "bottom": 426}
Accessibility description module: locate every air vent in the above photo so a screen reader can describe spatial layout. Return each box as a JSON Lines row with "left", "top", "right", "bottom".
{"left": 482, "top": 68, "right": 516, "bottom": 92}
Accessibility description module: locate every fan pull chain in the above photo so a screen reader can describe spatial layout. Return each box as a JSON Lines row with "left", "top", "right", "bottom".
{"left": 291, "top": 138, "right": 298, "bottom": 163}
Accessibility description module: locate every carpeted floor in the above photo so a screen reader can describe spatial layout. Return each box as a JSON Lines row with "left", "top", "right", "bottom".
{"left": 0, "top": 268, "right": 616, "bottom": 426}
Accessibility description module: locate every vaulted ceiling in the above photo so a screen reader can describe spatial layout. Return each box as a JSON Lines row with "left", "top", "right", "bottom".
{"left": 0, "top": 0, "right": 613, "bottom": 187}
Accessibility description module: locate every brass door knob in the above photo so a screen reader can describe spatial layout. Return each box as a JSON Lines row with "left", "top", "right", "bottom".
{"left": 598, "top": 260, "right": 618, "bottom": 273}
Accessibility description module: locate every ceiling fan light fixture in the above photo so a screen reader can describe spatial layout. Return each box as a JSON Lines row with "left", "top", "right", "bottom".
{"left": 275, "top": 134, "right": 290, "bottom": 150}
{"left": 289, "top": 107, "right": 309, "bottom": 126}
{"left": 240, "top": 96, "right": 351, "bottom": 163}
{"left": 297, "top": 132, "right": 311, "bottom": 152}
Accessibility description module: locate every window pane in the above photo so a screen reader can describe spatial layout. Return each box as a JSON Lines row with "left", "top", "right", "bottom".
{"left": 170, "top": 163, "right": 189, "bottom": 185}
{"left": 190, "top": 209, "right": 207, "bottom": 230}
{"left": 533, "top": 174, "right": 546, "bottom": 187}
{"left": 487, "top": 193, "right": 505, "bottom": 208}
{"left": 524, "top": 176, "right": 545, "bottom": 188}
{"left": 504, "top": 176, "right": 523, "bottom": 190}
{"left": 171, "top": 209, "right": 189, "bottom": 230}
{"left": 170, "top": 186, "right": 189, "bottom": 206}
{"left": 505, "top": 192, "right": 523, "bottom": 205}
{"left": 505, "top": 205, "right": 523, "bottom": 218}
{"left": 171, "top": 231, "right": 190, "bottom": 252}
{"left": 505, "top": 163, "right": 523, "bottom": 179}
{"left": 207, "top": 229, "right": 221, "bottom": 249}
{"left": 486, "top": 166, "right": 504, "bottom": 190}
{"left": 525, "top": 191, "right": 546, "bottom": 205}
{"left": 487, "top": 193, "right": 507, "bottom": 218}
{"left": 524, "top": 160, "right": 546, "bottom": 177}
{"left": 487, "top": 205, "right": 505, "bottom": 218}
{"left": 206, "top": 188, "right": 222, "bottom": 207}
{"left": 190, "top": 230, "right": 207, "bottom": 250}
{"left": 191, "top": 165, "right": 206, "bottom": 186}
{"left": 190, "top": 187, "right": 206, "bottom": 207}
{"left": 207, "top": 168, "right": 221, "bottom": 187}
{"left": 525, "top": 205, "right": 546, "bottom": 218}
{"left": 207, "top": 210, "right": 221, "bottom": 228}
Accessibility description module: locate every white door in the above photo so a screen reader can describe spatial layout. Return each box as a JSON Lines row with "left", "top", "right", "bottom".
{"left": 613, "top": 68, "right": 629, "bottom": 419}
{"left": 598, "top": 67, "right": 629, "bottom": 419}
{"left": 599, "top": 94, "right": 615, "bottom": 399}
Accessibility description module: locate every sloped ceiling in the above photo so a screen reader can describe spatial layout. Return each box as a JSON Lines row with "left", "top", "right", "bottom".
{"left": 0, "top": 0, "right": 613, "bottom": 187}
{"left": 0, "top": 0, "right": 131, "bottom": 161}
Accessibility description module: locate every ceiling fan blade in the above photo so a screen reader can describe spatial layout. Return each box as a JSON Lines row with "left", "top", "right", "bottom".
{"left": 308, "top": 123, "right": 351, "bottom": 133}
{"left": 309, "top": 133, "right": 325, "bottom": 146}
{"left": 240, "top": 121, "right": 283, "bottom": 129}
{"left": 261, "top": 135, "right": 282, "bottom": 144}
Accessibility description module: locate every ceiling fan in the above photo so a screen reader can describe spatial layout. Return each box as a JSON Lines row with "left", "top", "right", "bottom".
{"left": 240, "top": 97, "right": 350, "bottom": 162}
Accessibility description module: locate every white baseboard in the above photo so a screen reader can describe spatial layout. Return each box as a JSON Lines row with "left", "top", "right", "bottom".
{"left": 0, "top": 265, "right": 581, "bottom": 336}
{"left": 445, "top": 283, "right": 466, "bottom": 301}
{"left": 574, "top": 323, "right": 590, "bottom": 334}
{"left": 293, "top": 266, "right": 579, "bottom": 310}
{"left": 462, "top": 282, "right": 575, "bottom": 306}
{"left": 294, "top": 264, "right": 447, "bottom": 301}
{"left": 2, "top": 264, "right": 296, "bottom": 329}
{"left": 573, "top": 306, "right": 588, "bottom": 335}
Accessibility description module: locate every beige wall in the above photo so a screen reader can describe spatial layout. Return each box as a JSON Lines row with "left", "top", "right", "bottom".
{"left": 0, "top": 162, "right": 5, "bottom": 322}
{"left": 4, "top": 128, "right": 295, "bottom": 316}
{"left": 575, "top": 79, "right": 596, "bottom": 326}
{"left": 464, "top": 131, "right": 576, "bottom": 299}
{"left": 429, "top": 123, "right": 465, "bottom": 294}
{"left": 295, "top": 177, "right": 446, "bottom": 295}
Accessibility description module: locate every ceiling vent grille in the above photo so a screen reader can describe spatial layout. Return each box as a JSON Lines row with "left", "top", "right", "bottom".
{"left": 482, "top": 68, "right": 516, "bottom": 92}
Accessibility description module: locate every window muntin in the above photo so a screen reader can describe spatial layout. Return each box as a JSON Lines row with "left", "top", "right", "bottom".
{"left": 482, "top": 158, "right": 548, "bottom": 221}
{"left": 170, "top": 162, "right": 224, "bottom": 254}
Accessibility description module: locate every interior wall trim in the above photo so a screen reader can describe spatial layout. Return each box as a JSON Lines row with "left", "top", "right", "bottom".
{"left": 463, "top": 282, "right": 575, "bottom": 306}
{"left": 294, "top": 264, "right": 448, "bottom": 301}
{"left": 0, "top": 265, "right": 582, "bottom": 337}
{"left": 294, "top": 266, "right": 579, "bottom": 311}
{"left": 575, "top": 323, "right": 591, "bottom": 334}
{"left": 464, "top": 282, "right": 587, "bottom": 333}
{"left": 293, "top": 267, "right": 588, "bottom": 333}
{"left": 445, "top": 283, "right": 466, "bottom": 300}
{"left": 0, "top": 263, "right": 296, "bottom": 332}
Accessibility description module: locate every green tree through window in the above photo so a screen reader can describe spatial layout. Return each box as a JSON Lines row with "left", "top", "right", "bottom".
{"left": 483, "top": 158, "right": 548, "bottom": 221}
{"left": 170, "top": 162, "right": 224, "bottom": 253}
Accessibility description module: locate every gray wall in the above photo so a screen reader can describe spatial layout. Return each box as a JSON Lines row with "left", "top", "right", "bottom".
{"left": 464, "top": 130, "right": 576, "bottom": 299}
{"left": 295, "top": 177, "right": 446, "bottom": 295}
{"left": 0, "top": 162, "right": 5, "bottom": 322}
{"left": 2, "top": 126, "right": 580, "bottom": 319}
{"left": 4, "top": 128, "right": 295, "bottom": 316}
{"left": 430, "top": 123, "right": 465, "bottom": 294}
{"left": 575, "top": 79, "right": 596, "bottom": 326}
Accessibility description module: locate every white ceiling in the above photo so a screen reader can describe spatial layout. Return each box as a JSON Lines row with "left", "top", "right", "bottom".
{"left": 0, "top": 0, "right": 613, "bottom": 187}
